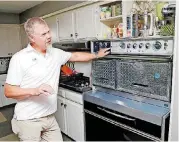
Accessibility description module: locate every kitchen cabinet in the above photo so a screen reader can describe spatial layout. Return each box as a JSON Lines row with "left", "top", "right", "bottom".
{"left": 75, "top": 5, "right": 95, "bottom": 39}
{"left": 56, "top": 96, "right": 67, "bottom": 134}
{"left": 56, "top": 11, "right": 75, "bottom": 41}
{"left": 55, "top": 88, "right": 84, "bottom": 141}
{"left": 20, "top": 25, "right": 28, "bottom": 49}
{"left": 8, "top": 26, "right": 22, "bottom": 54}
{"left": 44, "top": 16, "right": 58, "bottom": 43}
{"left": 66, "top": 99, "right": 84, "bottom": 141}
{"left": 56, "top": 4, "right": 97, "bottom": 41}
{"left": 0, "top": 25, "right": 22, "bottom": 57}
{"left": 0, "top": 27, "right": 9, "bottom": 57}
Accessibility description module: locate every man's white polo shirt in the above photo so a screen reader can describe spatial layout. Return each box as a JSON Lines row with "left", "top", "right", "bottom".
{"left": 6, "top": 44, "right": 71, "bottom": 120}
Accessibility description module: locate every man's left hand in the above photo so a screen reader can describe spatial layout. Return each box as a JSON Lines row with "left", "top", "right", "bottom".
{"left": 97, "top": 48, "right": 110, "bottom": 58}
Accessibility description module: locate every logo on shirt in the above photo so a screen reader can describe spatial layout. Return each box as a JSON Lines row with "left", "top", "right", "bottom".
{"left": 32, "top": 58, "right": 37, "bottom": 61}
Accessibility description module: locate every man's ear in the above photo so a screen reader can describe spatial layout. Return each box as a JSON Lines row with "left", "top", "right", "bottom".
{"left": 28, "top": 34, "right": 35, "bottom": 42}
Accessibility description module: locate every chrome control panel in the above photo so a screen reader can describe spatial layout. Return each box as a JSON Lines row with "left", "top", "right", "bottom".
{"left": 111, "top": 38, "right": 174, "bottom": 56}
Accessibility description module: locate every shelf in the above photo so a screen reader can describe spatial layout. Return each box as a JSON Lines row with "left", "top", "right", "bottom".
{"left": 100, "top": 15, "right": 122, "bottom": 22}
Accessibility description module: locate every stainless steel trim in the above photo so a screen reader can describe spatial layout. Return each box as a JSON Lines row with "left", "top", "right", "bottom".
{"left": 83, "top": 89, "right": 170, "bottom": 126}
{"left": 161, "top": 112, "right": 170, "bottom": 141}
{"left": 85, "top": 109, "right": 161, "bottom": 141}
{"left": 97, "top": 107, "right": 136, "bottom": 121}
{"left": 103, "top": 54, "right": 172, "bottom": 61}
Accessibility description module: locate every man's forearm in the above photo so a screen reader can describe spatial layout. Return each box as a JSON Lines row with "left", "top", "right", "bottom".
{"left": 69, "top": 52, "right": 96, "bottom": 62}
{"left": 4, "top": 83, "right": 35, "bottom": 100}
{"left": 69, "top": 48, "right": 110, "bottom": 62}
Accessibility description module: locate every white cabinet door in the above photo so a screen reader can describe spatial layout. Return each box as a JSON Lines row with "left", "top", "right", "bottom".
{"left": 75, "top": 5, "right": 95, "bottom": 38}
{"left": 55, "top": 96, "right": 67, "bottom": 134}
{"left": 45, "top": 16, "right": 58, "bottom": 43}
{"left": 57, "top": 11, "right": 75, "bottom": 41}
{"left": 66, "top": 99, "right": 84, "bottom": 141}
{"left": 0, "top": 27, "right": 9, "bottom": 57}
{"left": 0, "top": 82, "right": 16, "bottom": 106}
{"left": 20, "top": 25, "right": 28, "bottom": 49}
{"left": 7, "top": 26, "right": 21, "bottom": 55}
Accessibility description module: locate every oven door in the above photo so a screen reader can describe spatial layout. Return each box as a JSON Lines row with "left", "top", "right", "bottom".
{"left": 116, "top": 59, "right": 172, "bottom": 101}
{"left": 84, "top": 101, "right": 161, "bottom": 141}
{"left": 92, "top": 58, "right": 172, "bottom": 101}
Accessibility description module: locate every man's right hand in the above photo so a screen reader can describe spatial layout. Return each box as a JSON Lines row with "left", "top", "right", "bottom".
{"left": 33, "top": 84, "right": 54, "bottom": 96}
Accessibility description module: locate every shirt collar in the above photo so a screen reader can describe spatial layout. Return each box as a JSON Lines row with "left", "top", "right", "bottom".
{"left": 26, "top": 43, "right": 51, "bottom": 58}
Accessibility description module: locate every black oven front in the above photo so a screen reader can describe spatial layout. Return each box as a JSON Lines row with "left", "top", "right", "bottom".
{"left": 84, "top": 99, "right": 170, "bottom": 141}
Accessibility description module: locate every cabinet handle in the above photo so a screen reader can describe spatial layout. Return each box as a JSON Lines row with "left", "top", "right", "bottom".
{"left": 75, "top": 33, "right": 78, "bottom": 37}
{"left": 64, "top": 104, "right": 67, "bottom": 108}
{"left": 61, "top": 103, "right": 63, "bottom": 106}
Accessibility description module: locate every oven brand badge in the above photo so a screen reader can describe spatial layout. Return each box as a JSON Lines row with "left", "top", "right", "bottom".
{"left": 154, "top": 73, "right": 160, "bottom": 79}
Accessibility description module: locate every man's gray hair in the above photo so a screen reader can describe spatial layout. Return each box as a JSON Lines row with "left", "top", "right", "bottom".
{"left": 24, "top": 17, "right": 47, "bottom": 36}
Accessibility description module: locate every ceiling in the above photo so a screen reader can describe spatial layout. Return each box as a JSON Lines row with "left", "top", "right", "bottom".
{"left": 0, "top": 1, "right": 45, "bottom": 14}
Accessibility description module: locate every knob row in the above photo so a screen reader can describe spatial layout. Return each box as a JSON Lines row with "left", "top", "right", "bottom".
{"left": 120, "top": 42, "right": 163, "bottom": 50}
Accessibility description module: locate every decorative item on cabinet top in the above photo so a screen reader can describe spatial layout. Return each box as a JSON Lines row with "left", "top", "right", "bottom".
{"left": 0, "top": 57, "right": 11, "bottom": 75}
{"left": 100, "top": 1, "right": 122, "bottom": 20}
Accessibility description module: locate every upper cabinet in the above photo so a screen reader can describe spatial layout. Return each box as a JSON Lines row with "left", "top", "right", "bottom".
{"left": 20, "top": 25, "right": 29, "bottom": 49}
{"left": 8, "top": 26, "right": 22, "bottom": 54}
{"left": 75, "top": 5, "right": 96, "bottom": 39}
{"left": 56, "top": 11, "right": 75, "bottom": 41}
{"left": 45, "top": 16, "right": 59, "bottom": 43}
{"left": 0, "top": 27, "right": 9, "bottom": 57}
{"left": 0, "top": 25, "right": 22, "bottom": 57}
{"left": 56, "top": 4, "right": 98, "bottom": 41}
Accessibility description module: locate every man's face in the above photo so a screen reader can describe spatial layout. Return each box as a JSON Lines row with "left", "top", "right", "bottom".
{"left": 31, "top": 23, "right": 52, "bottom": 50}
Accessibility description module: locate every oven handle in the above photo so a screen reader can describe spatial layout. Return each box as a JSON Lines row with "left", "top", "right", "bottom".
{"left": 97, "top": 107, "right": 136, "bottom": 121}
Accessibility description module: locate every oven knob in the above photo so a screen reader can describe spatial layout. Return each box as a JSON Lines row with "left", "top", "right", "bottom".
{"left": 139, "top": 43, "right": 144, "bottom": 48}
{"left": 106, "top": 42, "right": 111, "bottom": 48}
{"left": 127, "top": 43, "right": 131, "bottom": 48}
{"left": 103, "top": 42, "right": 107, "bottom": 48}
{"left": 133, "top": 43, "right": 137, "bottom": 49}
{"left": 164, "top": 42, "right": 168, "bottom": 47}
{"left": 154, "top": 41, "right": 162, "bottom": 50}
{"left": 145, "top": 43, "right": 150, "bottom": 49}
{"left": 99, "top": 42, "right": 103, "bottom": 48}
{"left": 85, "top": 82, "right": 89, "bottom": 86}
{"left": 120, "top": 42, "right": 125, "bottom": 49}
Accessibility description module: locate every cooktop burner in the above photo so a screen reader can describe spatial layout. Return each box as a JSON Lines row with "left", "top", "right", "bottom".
{"left": 59, "top": 74, "right": 92, "bottom": 93}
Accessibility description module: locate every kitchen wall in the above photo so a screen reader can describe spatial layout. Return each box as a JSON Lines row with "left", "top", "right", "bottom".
{"left": 19, "top": 1, "right": 84, "bottom": 23}
{"left": 74, "top": 62, "right": 92, "bottom": 78}
{"left": 0, "top": 12, "right": 19, "bottom": 24}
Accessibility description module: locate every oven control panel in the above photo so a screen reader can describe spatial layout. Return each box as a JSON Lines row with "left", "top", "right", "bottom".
{"left": 111, "top": 38, "right": 174, "bottom": 56}
{"left": 91, "top": 41, "right": 111, "bottom": 53}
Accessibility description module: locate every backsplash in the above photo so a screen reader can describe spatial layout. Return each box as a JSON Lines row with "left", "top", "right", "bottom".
{"left": 64, "top": 61, "right": 92, "bottom": 77}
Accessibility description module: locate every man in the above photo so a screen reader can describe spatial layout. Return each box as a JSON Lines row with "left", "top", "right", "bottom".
{"left": 4, "top": 17, "right": 109, "bottom": 141}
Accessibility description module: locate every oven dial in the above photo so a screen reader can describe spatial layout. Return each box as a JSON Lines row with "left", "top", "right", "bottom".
{"left": 145, "top": 43, "right": 150, "bottom": 49}
{"left": 139, "top": 43, "right": 144, "bottom": 48}
{"left": 120, "top": 42, "right": 125, "bottom": 49}
{"left": 99, "top": 42, "right": 103, "bottom": 48}
{"left": 154, "top": 41, "right": 162, "bottom": 50}
{"left": 127, "top": 43, "right": 131, "bottom": 48}
{"left": 133, "top": 43, "right": 137, "bottom": 49}
{"left": 85, "top": 82, "right": 89, "bottom": 86}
